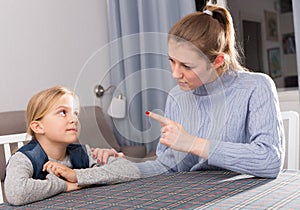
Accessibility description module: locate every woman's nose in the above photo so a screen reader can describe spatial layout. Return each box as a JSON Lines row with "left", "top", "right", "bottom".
{"left": 172, "top": 65, "right": 183, "bottom": 79}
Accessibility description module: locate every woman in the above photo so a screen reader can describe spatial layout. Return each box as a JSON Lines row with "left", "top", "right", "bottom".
{"left": 134, "top": 5, "right": 284, "bottom": 178}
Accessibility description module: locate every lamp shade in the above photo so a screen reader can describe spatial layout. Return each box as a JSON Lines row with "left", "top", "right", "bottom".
{"left": 107, "top": 94, "right": 126, "bottom": 119}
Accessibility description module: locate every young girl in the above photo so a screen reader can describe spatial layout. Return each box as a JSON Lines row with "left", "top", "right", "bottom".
{"left": 4, "top": 86, "right": 140, "bottom": 206}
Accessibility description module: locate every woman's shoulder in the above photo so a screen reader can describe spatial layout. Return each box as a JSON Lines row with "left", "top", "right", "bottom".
{"left": 238, "top": 70, "right": 272, "bottom": 79}
{"left": 233, "top": 70, "right": 275, "bottom": 88}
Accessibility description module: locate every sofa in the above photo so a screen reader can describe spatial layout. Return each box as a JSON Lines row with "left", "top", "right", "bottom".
{"left": 0, "top": 106, "right": 156, "bottom": 183}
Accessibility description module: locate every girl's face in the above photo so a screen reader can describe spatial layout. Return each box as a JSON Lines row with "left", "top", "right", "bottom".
{"left": 37, "top": 94, "right": 80, "bottom": 145}
{"left": 168, "top": 39, "right": 218, "bottom": 91}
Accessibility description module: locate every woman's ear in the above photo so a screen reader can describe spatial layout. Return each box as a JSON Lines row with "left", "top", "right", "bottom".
{"left": 30, "top": 121, "right": 44, "bottom": 134}
{"left": 213, "top": 54, "right": 225, "bottom": 69}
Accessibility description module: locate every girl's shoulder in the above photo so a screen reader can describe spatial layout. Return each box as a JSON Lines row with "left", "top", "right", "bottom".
{"left": 7, "top": 151, "right": 33, "bottom": 168}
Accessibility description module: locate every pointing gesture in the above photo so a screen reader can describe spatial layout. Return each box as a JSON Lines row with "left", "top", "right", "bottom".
{"left": 145, "top": 111, "right": 170, "bottom": 125}
{"left": 146, "top": 111, "right": 209, "bottom": 158}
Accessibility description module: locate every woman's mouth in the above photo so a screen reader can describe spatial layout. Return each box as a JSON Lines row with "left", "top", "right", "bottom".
{"left": 177, "top": 81, "right": 187, "bottom": 87}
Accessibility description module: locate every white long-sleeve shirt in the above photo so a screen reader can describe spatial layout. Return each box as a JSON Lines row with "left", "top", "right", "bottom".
{"left": 136, "top": 70, "right": 285, "bottom": 178}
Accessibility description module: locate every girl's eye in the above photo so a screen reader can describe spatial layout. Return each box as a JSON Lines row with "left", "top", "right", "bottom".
{"left": 168, "top": 57, "right": 174, "bottom": 63}
{"left": 74, "top": 111, "right": 79, "bottom": 117}
{"left": 59, "top": 110, "right": 67, "bottom": 117}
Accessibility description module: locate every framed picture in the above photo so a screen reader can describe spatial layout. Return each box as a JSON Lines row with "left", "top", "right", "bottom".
{"left": 264, "top": 10, "right": 279, "bottom": 41}
{"left": 267, "top": 48, "right": 281, "bottom": 78}
{"left": 280, "top": 0, "right": 293, "bottom": 13}
{"left": 282, "top": 33, "right": 296, "bottom": 54}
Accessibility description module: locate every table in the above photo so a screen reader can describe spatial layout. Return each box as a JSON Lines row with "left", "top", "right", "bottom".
{"left": 1, "top": 170, "right": 300, "bottom": 209}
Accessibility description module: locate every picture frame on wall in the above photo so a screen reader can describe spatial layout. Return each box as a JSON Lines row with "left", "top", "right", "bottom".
{"left": 267, "top": 48, "right": 281, "bottom": 78}
{"left": 264, "top": 10, "right": 279, "bottom": 41}
{"left": 280, "top": 0, "right": 293, "bottom": 13}
{"left": 282, "top": 33, "right": 296, "bottom": 54}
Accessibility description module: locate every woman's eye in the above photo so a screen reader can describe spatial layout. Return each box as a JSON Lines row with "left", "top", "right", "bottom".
{"left": 183, "top": 65, "right": 192, "bottom": 69}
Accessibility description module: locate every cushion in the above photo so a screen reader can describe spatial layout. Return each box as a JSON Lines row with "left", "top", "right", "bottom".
{"left": 0, "top": 110, "right": 27, "bottom": 181}
{"left": 0, "top": 110, "right": 26, "bottom": 135}
{"left": 120, "top": 145, "right": 146, "bottom": 159}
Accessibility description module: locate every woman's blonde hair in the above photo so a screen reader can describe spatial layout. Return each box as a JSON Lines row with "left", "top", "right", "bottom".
{"left": 168, "top": 5, "right": 244, "bottom": 73}
{"left": 26, "top": 86, "right": 78, "bottom": 138}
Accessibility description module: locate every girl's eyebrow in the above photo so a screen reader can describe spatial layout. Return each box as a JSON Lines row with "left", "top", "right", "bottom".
{"left": 55, "top": 105, "right": 79, "bottom": 113}
{"left": 55, "top": 105, "right": 69, "bottom": 109}
{"left": 54, "top": 105, "right": 71, "bottom": 111}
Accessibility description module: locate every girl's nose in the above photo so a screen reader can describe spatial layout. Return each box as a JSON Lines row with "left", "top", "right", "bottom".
{"left": 69, "top": 114, "right": 78, "bottom": 124}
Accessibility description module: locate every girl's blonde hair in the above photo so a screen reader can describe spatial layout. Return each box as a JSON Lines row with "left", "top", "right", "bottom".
{"left": 26, "top": 86, "right": 78, "bottom": 138}
{"left": 168, "top": 5, "right": 244, "bottom": 73}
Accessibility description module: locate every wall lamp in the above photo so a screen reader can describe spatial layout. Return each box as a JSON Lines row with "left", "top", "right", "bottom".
{"left": 94, "top": 85, "right": 113, "bottom": 98}
{"left": 94, "top": 84, "right": 126, "bottom": 119}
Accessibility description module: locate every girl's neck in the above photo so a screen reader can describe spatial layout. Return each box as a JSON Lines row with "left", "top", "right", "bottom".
{"left": 46, "top": 149, "right": 67, "bottom": 161}
{"left": 36, "top": 137, "right": 68, "bottom": 161}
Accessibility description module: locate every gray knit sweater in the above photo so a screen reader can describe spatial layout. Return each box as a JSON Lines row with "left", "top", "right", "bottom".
{"left": 136, "top": 70, "right": 285, "bottom": 178}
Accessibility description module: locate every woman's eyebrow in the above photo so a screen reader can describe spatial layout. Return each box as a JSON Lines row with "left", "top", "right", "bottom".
{"left": 168, "top": 55, "right": 193, "bottom": 65}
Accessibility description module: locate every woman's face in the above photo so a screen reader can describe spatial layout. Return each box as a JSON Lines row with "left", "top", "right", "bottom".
{"left": 168, "top": 39, "right": 218, "bottom": 91}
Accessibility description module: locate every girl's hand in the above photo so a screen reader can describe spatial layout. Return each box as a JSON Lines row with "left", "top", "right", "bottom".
{"left": 43, "top": 161, "right": 77, "bottom": 183}
{"left": 91, "top": 148, "right": 124, "bottom": 165}
{"left": 65, "top": 180, "right": 82, "bottom": 192}
{"left": 146, "top": 111, "right": 209, "bottom": 158}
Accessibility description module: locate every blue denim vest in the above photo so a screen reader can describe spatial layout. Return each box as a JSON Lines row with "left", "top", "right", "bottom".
{"left": 18, "top": 139, "right": 89, "bottom": 180}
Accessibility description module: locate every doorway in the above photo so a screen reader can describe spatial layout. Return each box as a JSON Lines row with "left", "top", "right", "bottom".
{"left": 242, "top": 20, "right": 263, "bottom": 72}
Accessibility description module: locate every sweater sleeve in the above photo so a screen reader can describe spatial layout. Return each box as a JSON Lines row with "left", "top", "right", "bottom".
{"left": 208, "top": 75, "right": 284, "bottom": 178}
{"left": 74, "top": 157, "right": 140, "bottom": 186}
{"left": 74, "top": 144, "right": 140, "bottom": 185}
{"left": 4, "top": 152, "right": 66, "bottom": 206}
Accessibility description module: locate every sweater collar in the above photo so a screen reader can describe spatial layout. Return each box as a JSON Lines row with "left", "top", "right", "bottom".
{"left": 192, "top": 70, "right": 238, "bottom": 96}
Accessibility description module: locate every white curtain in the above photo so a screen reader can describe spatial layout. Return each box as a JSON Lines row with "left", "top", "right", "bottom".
{"left": 107, "top": 0, "right": 195, "bottom": 153}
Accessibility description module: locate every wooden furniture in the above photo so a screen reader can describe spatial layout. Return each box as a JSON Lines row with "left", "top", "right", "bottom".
{"left": 281, "top": 111, "right": 300, "bottom": 169}
{"left": 0, "top": 133, "right": 29, "bottom": 204}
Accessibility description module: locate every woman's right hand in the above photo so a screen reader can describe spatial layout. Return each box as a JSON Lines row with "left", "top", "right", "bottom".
{"left": 91, "top": 148, "right": 124, "bottom": 165}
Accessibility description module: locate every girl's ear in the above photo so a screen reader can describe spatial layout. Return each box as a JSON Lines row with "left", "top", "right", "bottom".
{"left": 30, "top": 121, "right": 44, "bottom": 134}
{"left": 213, "top": 54, "right": 225, "bottom": 69}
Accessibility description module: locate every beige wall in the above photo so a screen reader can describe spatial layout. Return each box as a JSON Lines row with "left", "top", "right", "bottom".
{"left": 0, "top": 0, "right": 110, "bottom": 112}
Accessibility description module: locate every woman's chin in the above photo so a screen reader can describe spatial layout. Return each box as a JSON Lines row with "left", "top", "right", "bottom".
{"left": 178, "top": 85, "right": 192, "bottom": 91}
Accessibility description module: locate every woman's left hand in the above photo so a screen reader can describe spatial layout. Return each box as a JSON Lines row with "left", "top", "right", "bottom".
{"left": 147, "top": 111, "right": 210, "bottom": 158}
{"left": 91, "top": 148, "right": 124, "bottom": 165}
